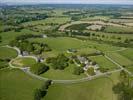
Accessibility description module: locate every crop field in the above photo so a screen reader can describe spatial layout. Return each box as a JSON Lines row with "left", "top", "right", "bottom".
{"left": 81, "top": 16, "right": 111, "bottom": 21}
{"left": 87, "top": 24, "right": 103, "bottom": 31}
{"left": 90, "top": 55, "right": 118, "bottom": 70}
{"left": 118, "top": 48, "right": 133, "bottom": 61}
{"left": 106, "top": 53, "right": 133, "bottom": 66}
{"left": 109, "top": 19, "right": 133, "bottom": 23}
{"left": 0, "top": 47, "right": 17, "bottom": 60}
{"left": 104, "top": 26, "right": 133, "bottom": 33}
{"left": 11, "top": 57, "right": 36, "bottom": 67}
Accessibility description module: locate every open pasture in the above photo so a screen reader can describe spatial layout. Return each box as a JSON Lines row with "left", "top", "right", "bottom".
{"left": 11, "top": 57, "right": 36, "bottom": 67}
{"left": 90, "top": 55, "right": 118, "bottom": 70}
{"left": 0, "top": 47, "right": 17, "bottom": 60}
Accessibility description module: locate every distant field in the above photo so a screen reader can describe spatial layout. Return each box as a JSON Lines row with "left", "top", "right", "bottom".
{"left": 104, "top": 26, "right": 133, "bottom": 33}
{"left": 29, "top": 37, "right": 88, "bottom": 51}
{"left": 90, "top": 55, "right": 118, "bottom": 70}
{"left": 41, "top": 64, "right": 86, "bottom": 80}
{"left": 0, "top": 69, "right": 42, "bottom": 100}
{"left": 44, "top": 72, "right": 119, "bottom": 100}
{"left": 22, "top": 17, "right": 71, "bottom": 26}
{"left": 81, "top": 16, "right": 111, "bottom": 21}
{"left": 66, "top": 23, "right": 90, "bottom": 30}
{"left": 0, "top": 47, "right": 17, "bottom": 60}
{"left": 109, "top": 19, "right": 133, "bottom": 23}
{"left": 0, "top": 29, "right": 39, "bottom": 46}
{"left": 12, "top": 57, "right": 36, "bottom": 67}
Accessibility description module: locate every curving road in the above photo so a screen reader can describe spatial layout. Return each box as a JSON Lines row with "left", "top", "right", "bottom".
{"left": 3, "top": 45, "right": 132, "bottom": 84}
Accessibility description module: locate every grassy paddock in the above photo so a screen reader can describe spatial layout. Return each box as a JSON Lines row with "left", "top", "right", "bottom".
{"left": 11, "top": 57, "right": 36, "bottom": 67}
{"left": 44, "top": 72, "right": 119, "bottom": 100}
{"left": 106, "top": 52, "right": 133, "bottom": 66}
{"left": 40, "top": 64, "right": 86, "bottom": 80}
{"left": 0, "top": 47, "right": 17, "bottom": 60}
{"left": 0, "top": 69, "right": 42, "bottom": 100}
{"left": 0, "top": 29, "right": 39, "bottom": 46}
{"left": 90, "top": 55, "right": 118, "bottom": 70}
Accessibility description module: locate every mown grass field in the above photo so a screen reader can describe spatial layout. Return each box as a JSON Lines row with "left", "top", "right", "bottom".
{"left": 0, "top": 69, "right": 42, "bottom": 100}
{"left": 41, "top": 64, "right": 86, "bottom": 80}
{"left": 0, "top": 47, "right": 17, "bottom": 59}
{"left": 106, "top": 52, "right": 133, "bottom": 73}
{"left": 90, "top": 55, "right": 118, "bottom": 70}
{"left": 106, "top": 52, "right": 133, "bottom": 66}
{"left": 118, "top": 48, "right": 133, "bottom": 61}
{"left": 44, "top": 72, "right": 119, "bottom": 100}
{"left": 29, "top": 37, "right": 121, "bottom": 53}
{"left": 29, "top": 37, "right": 88, "bottom": 51}
{"left": 12, "top": 57, "right": 36, "bottom": 67}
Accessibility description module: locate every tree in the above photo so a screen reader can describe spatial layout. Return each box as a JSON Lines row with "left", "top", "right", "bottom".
{"left": 41, "top": 80, "right": 52, "bottom": 90}
{"left": 31, "top": 63, "right": 49, "bottom": 75}
{"left": 0, "top": 36, "right": 2, "bottom": 42}
{"left": 87, "top": 67, "right": 95, "bottom": 76}
{"left": 46, "top": 54, "right": 69, "bottom": 70}
{"left": 34, "top": 89, "right": 42, "bottom": 100}
{"left": 73, "top": 67, "right": 84, "bottom": 75}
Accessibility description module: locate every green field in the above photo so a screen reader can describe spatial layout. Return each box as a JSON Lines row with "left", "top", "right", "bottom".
{"left": 22, "top": 17, "right": 71, "bottom": 26}
{"left": 0, "top": 29, "right": 39, "bottom": 46}
{"left": 44, "top": 72, "right": 119, "bottom": 100}
{"left": 0, "top": 69, "right": 42, "bottom": 100}
{"left": 90, "top": 55, "right": 118, "bottom": 70}
{"left": 66, "top": 23, "right": 90, "bottom": 30}
{"left": 106, "top": 52, "right": 133, "bottom": 73}
{"left": 12, "top": 57, "right": 36, "bottom": 67}
{"left": 104, "top": 26, "right": 133, "bottom": 33}
{"left": 41, "top": 64, "right": 86, "bottom": 80}
{"left": 29, "top": 37, "right": 88, "bottom": 51}
{"left": 118, "top": 48, "right": 133, "bottom": 61}
{"left": 106, "top": 52, "right": 133, "bottom": 66}
{"left": 0, "top": 47, "right": 17, "bottom": 60}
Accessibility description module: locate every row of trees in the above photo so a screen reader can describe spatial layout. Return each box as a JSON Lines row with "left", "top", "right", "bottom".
{"left": 34, "top": 80, "right": 52, "bottom": 100}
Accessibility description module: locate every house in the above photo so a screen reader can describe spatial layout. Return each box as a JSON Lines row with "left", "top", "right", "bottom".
{"left": 37, "top": 57, "right": 44, "bottom": 62}
{"left": 21, "top": 51, "right": 29, "bottom": 56}
{"left": 67, "top": 49, "right": 77, "bottom": 53}
{"left": 42, "top": 34, "right": 47, "bottom": 38}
